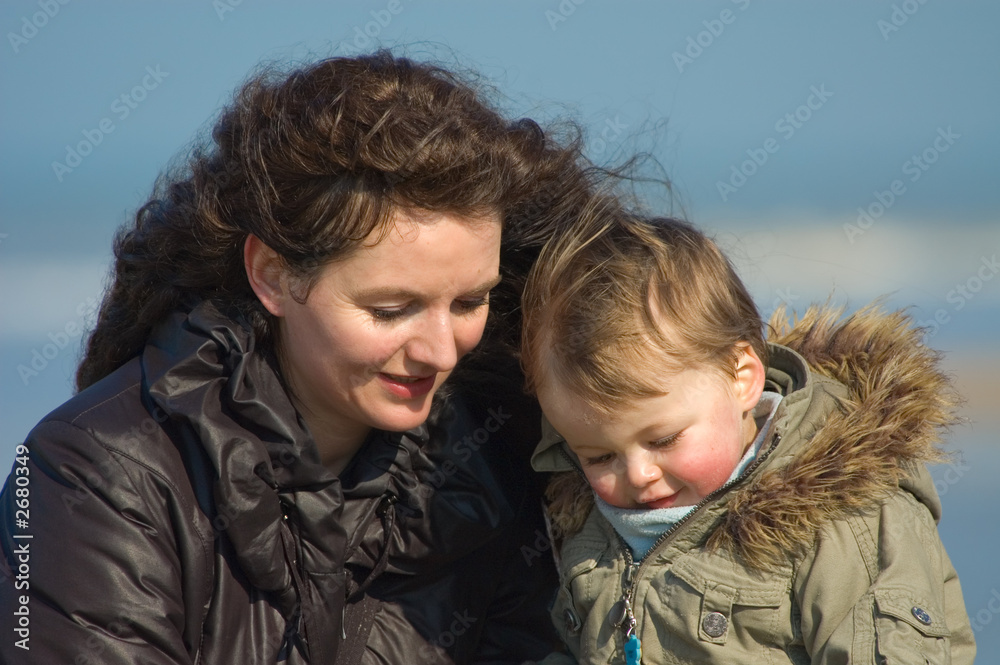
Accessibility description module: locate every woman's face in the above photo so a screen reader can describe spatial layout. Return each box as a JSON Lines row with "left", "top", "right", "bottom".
{"left": 256, "top": 209, "right": 502, "bottom": 455}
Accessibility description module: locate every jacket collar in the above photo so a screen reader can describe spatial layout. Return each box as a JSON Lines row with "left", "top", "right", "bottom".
{"left": 141, "top": 300, "right": 345, "bottom": 662}
{"left": 139, "top": 299, "right": 518, "bottom": 602}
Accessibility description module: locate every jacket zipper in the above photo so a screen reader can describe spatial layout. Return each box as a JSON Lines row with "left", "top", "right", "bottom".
{"left": 561, "top": 433, "right": 782, "bottom": 649}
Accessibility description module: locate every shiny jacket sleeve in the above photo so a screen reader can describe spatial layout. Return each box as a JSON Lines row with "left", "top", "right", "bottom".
{"left": 0, "top": 420, "right": 198, "bottom": 664}
{"left": 446, "top": 374, "right": 564, "bottom": 664}
{"left": 793, "top": 488, "right": 976, "bottom": 664}
{"left": 470, "top": 496, "right": 563, "bottom": 664}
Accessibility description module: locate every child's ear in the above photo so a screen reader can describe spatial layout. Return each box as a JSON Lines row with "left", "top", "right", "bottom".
{"left": 244, "top": 235, "right": 288, "bottom": 317}
{"left": 733, "top": 343, "right": 766, "bottom": 412}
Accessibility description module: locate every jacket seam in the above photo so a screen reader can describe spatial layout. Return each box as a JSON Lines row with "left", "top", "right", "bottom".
{"left": 105, "top": 443, "right": 213, "bottom": 662}
{"left": 66, "top": 380, "right": 141, "bottom": 426}
{"left": 846, "top": 515, "right": 879, "bottom": 585}
{"left": 103, "top": 443, "right": 215, "bottom": 573}
{"left": 62, "top": 419, "right": 213, "bottom": 662}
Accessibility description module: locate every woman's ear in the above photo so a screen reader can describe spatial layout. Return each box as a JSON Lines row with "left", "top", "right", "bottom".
{"left": 733, "top": 343, "right": 766, "bottom": 412}
{"left": 244, "top": 235, "right": 287, "bottom": 317}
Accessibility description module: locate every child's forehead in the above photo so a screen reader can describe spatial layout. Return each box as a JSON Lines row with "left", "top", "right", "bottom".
{"left": 540, "top": 363, "right": 733, "bottom": 417}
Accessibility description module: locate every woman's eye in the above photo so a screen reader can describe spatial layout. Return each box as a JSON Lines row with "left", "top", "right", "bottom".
{"left": 371, "top": 307, "right": 409, "bottom": 322}
{"left": 371, "top": 294, "right": 489, "bottom": 322}
{"left": 454, "top": 295, "right": 489, "bottom": 313}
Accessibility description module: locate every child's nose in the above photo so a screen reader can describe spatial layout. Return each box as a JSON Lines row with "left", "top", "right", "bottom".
{"left": 625, "top": 454, "right": 662, "bottom": 487}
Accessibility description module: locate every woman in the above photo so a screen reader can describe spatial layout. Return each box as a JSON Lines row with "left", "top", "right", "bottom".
{"left": 0, "top": 52, "right": 591, "bottom": 664}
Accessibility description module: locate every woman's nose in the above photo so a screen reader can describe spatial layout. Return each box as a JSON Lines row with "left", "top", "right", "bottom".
{"left": 407, "top": 311, "right": 458, "bottom": 371}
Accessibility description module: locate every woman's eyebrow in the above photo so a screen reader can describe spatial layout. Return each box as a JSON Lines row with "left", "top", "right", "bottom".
{"left": 353, "top": 286, "right": 424, "bottom": 302}
{"left": 354, "top": 275, "right": 502, "bottom": 301}
{"left": 473, "top": 274, "right": 504, "bottom": 293}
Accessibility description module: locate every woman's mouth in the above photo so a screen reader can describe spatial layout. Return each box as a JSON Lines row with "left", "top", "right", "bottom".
{"left": 379, "top": 372, "right": 436, "bottom": 399}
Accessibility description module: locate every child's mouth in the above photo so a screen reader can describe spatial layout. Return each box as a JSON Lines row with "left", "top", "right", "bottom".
{"left": 643, "top": 493, "right": 679, "bottom": 510}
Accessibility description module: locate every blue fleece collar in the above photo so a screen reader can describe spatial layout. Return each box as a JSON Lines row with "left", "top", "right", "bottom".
{"left": 595, "top": 391, "right": 783, "bottom": 561}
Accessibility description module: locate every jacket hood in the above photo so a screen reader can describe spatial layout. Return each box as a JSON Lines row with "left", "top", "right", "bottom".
{"left": 535, "top": 304, "right": 960, "bottom": 569}
{"left": 142, "top": 301, "right": 523, "bottom": 626}
{"left": 143, "top": 301, "right": 347, "bottom": 662}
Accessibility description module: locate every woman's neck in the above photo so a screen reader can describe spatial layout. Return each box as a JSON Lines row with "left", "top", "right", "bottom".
{"left": 291, "top": 399, "right": 371, "bottom": 475}
{"left": 276, "top": 352, "right": 371, "bottom": 474}
{"left": 306, "top": 418, "right": 371, "bottom": 475}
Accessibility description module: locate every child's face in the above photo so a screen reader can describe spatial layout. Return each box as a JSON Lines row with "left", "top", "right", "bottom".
{"left": 538, "top": 352, "right": 764, "bottom": 510}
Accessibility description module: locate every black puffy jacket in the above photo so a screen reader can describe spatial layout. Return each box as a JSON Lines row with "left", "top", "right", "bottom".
{"left": 0, "top": 302, "right": 559, "bottom": 664}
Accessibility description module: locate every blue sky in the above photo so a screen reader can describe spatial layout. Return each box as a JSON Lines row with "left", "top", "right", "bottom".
{"left": 4, "top": 0, "right": 997, "bottom": 404}
{"left": 2, "top": 0, "right": 999, "bottom": 644}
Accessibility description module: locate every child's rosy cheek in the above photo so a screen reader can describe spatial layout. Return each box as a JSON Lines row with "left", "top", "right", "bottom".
{"left": 700, "top": 463, "right": 735, "bottom": 495}
{"left": 588, "top": 474, "right": 618, "bottom": 504}
{"left": 676, "top": 456, "right": 718, "bottom": 493}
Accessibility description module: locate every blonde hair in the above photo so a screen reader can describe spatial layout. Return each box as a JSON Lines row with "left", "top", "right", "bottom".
{"left": 521, "top": 205, "right": 767, "bottom": 414}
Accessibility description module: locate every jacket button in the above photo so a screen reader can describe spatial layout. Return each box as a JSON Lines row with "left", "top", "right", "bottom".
{"left": 702, "top": 611, "right": 728, "bottom": 638}
{"left": 911, "top": 607, "right": 932, "bottom": 625}
{"left": 564, "top": 608, "right": 582, "bottom": 635}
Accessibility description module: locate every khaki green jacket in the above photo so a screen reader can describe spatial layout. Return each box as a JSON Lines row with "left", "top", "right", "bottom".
{"left": 531, "top": 307, "right": 976, "bottom": 664}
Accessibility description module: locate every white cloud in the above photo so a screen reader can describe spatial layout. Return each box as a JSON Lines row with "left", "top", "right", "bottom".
{"left": 702, "top": 212, "right": 1000, "bottom": 315}
{"left": 2, "top": 213, "right": 998, "bottom": 343}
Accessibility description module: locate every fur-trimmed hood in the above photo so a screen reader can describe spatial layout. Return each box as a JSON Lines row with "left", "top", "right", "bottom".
{"left": 532, "top": 304, "right": 961, "bottom": 569}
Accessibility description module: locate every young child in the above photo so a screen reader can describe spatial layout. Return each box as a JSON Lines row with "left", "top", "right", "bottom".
{"left": 522, "top": 212, "right": 976, "bottom": 664}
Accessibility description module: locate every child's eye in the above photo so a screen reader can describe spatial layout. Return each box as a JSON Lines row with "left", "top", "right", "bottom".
{"left": 583, "top": 453, "right": 615, "bottom": 466}
{"left": 650, "top": 433, "right": 680, "bottom": 449}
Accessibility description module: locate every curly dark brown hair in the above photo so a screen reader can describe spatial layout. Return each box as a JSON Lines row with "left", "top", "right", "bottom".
{"left": 76, "top": 51, "right": 597, "bottom": 391}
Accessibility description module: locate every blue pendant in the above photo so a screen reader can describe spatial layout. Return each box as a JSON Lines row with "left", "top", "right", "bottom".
{"left": 625, "top": 634, "right": 642, "bottom": 665}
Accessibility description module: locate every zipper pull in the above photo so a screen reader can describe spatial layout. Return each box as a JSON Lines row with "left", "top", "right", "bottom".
{"left": 608, "top": 599, "right": 627, "bottom": 628}
{"left": 624, "top": 633, "right": 642, "bottom": 665}
{"left": 608, "top": 562, "right": 639, "bottom": 629}
{"left": 609, "top": 596, "right": 644, "bottom": 665}
{"left": 622, "top": 603, "right": 640, "bottom": 664}
{"left": 621, "top": 561, "right": 642, "bottom": 664}
{"left": 624, "top": 561, "right": 639, "bottom": 587}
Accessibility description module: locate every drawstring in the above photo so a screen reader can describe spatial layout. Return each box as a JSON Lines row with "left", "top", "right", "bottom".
{"left": 337, "top": 492, "right": 397, "bottom": 663}
{"left": 346, "top": 491, "right": 397, "bottom": 601}
{"left": 275, "top": 523, "right": 309, "bottom": 660}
